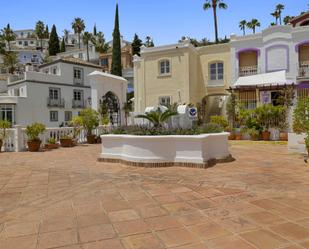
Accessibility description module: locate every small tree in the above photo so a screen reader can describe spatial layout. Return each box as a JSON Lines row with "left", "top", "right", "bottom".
{"left": 1, "top": 24, "right": 15, "bottom": 51}
{"left": 35, "top": 20, "right": 45, "bottom": 51}
{"left": 79, "top": 108, "right": 100, "bottom": 136}
{"left": 25, "top": 123, "right": 46, "bottom": 142}
{"left": 3, "top": 51, "right": 18, "bottom": 74}
{"left": 60, "top": 37, "right": 66, "bottom": 52}
{"left": 48, "top": 25, "right": 60, "bottom": 56}
{"left": 131, "top": 33, "right": 142, "bottom": 56}
{"left": 293, "top": 97, "right": 309, "bottom": 155}
{"left": 226, "top": 93, "right": 237, "bottom": 128}
{"left": 123, "top": 100, "right": 133, "bottom": 126}
{"left": 0, "top": 120, "right": 11, "bottom": 152}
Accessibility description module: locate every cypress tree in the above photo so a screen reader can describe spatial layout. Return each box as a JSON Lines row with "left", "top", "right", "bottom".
{"left": 131, "top": 34, "right": 142, "bottom": 56}
{"left": 93, "top": 24, "right": 97, "bottom": 36}
{"left": 44, "top": 25, "right": 49, "bottom": 38}
{"left": 48, "top": 25, "right": 60, "bottom": 56}
{"left": 60, "top": 37, "right": 66, "bottom": 52}
{"left": 111, "top": 4, "right": 122, "bottom": 76}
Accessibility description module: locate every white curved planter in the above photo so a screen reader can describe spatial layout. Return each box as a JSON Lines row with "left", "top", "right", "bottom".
{"left": 99, "top": 133, "right": 230, "bottom": 167}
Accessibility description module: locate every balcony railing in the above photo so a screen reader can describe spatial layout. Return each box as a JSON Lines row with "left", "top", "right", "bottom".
{"left": 47, "top": 97, "right": 65, "bottom": 108}
{"left": 298, "top": 61, "right": 309, "bottom": 78}
{"left": 238, "top": 65, "right": 259, "bottom": 77}
{"left": 72, "top": 99, "right": 86, "bottom": 109}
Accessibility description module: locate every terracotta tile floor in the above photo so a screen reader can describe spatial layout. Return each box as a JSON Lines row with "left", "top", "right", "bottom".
{"left": 0, "top": 141, "right": 309, "bottom": 248}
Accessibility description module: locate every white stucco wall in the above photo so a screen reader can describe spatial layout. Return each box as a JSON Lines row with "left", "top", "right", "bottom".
{"left": 100, "top": 133, "right": 230, "bottom": 164}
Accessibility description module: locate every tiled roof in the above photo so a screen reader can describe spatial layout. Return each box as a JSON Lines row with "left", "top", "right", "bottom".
{"left": 39, "top": 57, "right": 103, "bottom": 69}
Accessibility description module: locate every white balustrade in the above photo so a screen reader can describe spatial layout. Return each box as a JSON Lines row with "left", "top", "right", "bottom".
{"left": 1, "top": 125, "right": 109, "bottom": 152}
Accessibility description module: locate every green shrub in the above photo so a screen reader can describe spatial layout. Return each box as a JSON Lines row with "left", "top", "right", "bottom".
{"left": 79, "top": 108, "right": 100, "bottom": 136}
{"left": 210, "top": 116, "right": 229, "bottom": 131}
{"left": 25, "top": 123, "right": 46, "bottom": 141}
{"left": 0, "top": 120, "right": 11, "bottom": 140}
{"left": 199, "top": 123, "right": 224, "bottom": 134}
{"left": 47, "top": 138, "right": 56, "bottom": 144}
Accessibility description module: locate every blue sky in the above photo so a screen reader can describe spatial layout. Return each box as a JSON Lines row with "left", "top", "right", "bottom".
{"left": 0, "top": 0, "right": 308, "bottom": 45}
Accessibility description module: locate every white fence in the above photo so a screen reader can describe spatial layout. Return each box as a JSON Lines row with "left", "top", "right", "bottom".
{"left": 1, "top": 125, "right": 109, "bottom": 152}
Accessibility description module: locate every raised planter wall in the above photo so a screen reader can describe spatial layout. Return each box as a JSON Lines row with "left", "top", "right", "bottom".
{"left": 99, "top": 133, "right": 230, "bottom": 168}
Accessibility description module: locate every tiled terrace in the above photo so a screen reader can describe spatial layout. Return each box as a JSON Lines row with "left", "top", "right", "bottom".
{"left": 0, "top": 142, "right": 309, "bottom": 249}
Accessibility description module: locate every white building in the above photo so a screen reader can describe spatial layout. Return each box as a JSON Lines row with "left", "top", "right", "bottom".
{"left": 0, "top": 57, "right": 127, "bottom": 127}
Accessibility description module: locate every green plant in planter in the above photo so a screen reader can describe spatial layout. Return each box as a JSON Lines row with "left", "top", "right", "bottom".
{"left": 210, "top": 115, "right": 229, "bottom": 131}
{"left": 47, "top": 137, "right": 56, "bottom": 144}
{"left": 226, "top": 93, "right": 237, "bottom": 128}
{"left": 79, "top": 108, "right": 100, "bottom": 136}
{"left": 25, "top": 123, "right": 46, "bottom": 141}
{"left": 0, "top": 120, "right": 11, "bottom": 152}
{"left": 70, "top": 116, "right": 83, "bottom": 139}
{"left": 136, "top": 108, "right": 178, "bottom": 128}
{"left": 293, "top": 97, "right": 309, "bottom": 155}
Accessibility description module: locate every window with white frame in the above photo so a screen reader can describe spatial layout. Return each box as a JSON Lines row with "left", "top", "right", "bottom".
{"left": 49, "top": 88, "right": 60, "bottom": 100}
{"left": 0, "top": 104, "right": 14, "bottom": 123}
{"left": 73, "top": 67, "right": 84, "bottom": 84}
{"left": 50, "top": 111, "right": 58, "bottom": 122}
{"left": 159, "top": 60, "right": 171, "bottom": 75}
{"left": 73, "top": 90, "right": 83, "bottom": 101}
{"left": 209, "top": 62, "right": 224, "bottom": 81}
{"left": 159, "top": 96, "right": 171, "bottom": 106}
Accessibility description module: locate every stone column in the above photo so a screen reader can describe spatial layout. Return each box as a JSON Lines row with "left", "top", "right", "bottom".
{"left": 13, "top": 125, "right": 23, "bottom": 152}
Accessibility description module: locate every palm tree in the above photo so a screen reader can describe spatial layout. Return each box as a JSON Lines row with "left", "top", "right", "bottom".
{"left": 271, "top": 10, "right": 280, "bottom": 25}
{"left": 1, "top": 24, "right": 15, "bottom": 51}
{"left": 35, "top": 21, "right": 45, "bottom": 51}
{"left": 276, "top": 4, "right": 285, "bottom": 25}
{"left": 72, "top": 17, "right": 85, "bottom": 49}
{"left": 63, "top": 29, "right": 69, "bottom": 44}
{"left": 136, "top": 109, "right": 178, "bottom": 128}
{"left": 82, "top": 31, "right": 92, "bottom": 62}
{"left": 3, "top": 51, "right": 18, "bottom": 74}
{"left": 94, "top": 31, "right": 109, "bottom": 53}
{"left": 203, "top": 0, "right": 228, "bottom": 44}
{"left": 239, "top": 20, "right": 247, "bottom": 36}
{"left": 247, "top": 19, "right": 260, "bottom": 34}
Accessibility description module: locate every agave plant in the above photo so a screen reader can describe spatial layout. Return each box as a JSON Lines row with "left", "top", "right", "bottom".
{"left": 136, "top": 109, "right": 178, "bottom": 128}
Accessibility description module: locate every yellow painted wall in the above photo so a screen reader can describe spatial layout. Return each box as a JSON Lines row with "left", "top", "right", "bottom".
{"left": 134, "top": 43, "right": 232, "bottom": 112}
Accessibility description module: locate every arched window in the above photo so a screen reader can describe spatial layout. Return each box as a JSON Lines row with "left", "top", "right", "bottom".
{"left": 209, "top": 62, "right": 224, "bottom": 81}
{"left": 159, "top": 60, "right": 170, "bottom": 75}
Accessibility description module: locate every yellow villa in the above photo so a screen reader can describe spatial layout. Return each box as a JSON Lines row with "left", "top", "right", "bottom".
{"left": 133, "top": 40, "right": 231, "bottom": 121}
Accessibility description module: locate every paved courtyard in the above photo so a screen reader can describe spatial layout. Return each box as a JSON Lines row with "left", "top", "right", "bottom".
{"left": 0, "top": 142, "right": 309, "bottom": 249}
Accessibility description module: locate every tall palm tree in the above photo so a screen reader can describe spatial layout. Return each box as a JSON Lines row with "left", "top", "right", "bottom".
{"left": 72, "top": 18, "right": 85, "bottom": 49}
{"left": 82, "top": 31, "right": 92, "bottom": 62}
{"left": 239, "top": 20, "right": 247, "bottom": 36}
{"left": 203, "top": 0, "right": 228, "bottom": 44}
{"left": 247, "top": 19, "right": 260, "bottom": 34}
{"left": 1, "top": 24, "right": 15, "bottom": 51}
{"left": 94, "top": 31, "right": 109, "bottom": 53}
{"left": 276, "top": 4, "right": 285, "bottom": 25}
{"left": 136, "top": 109, "right": 178, "bottom": 128}
{"left": 35, "top": 21, "right": 45, "bottom": 51}
{"left": 271, "top": 10, "right": 280, "bottom": 25}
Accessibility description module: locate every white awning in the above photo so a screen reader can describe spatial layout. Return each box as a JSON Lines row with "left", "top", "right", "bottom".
{"left": 233, "top": 70, "right": 294, "bottom": 88}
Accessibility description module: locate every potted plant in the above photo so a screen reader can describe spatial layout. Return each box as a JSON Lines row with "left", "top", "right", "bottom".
{"left": 228, "top": 127, "right": 236, "bottom": 140}
{"left": 0, "top": 120, "right": 11, "bottom": 153}
{"left": 80, "top": 108, "right": 100, "bottom": 144}
{"left": 60, "top": 134, "right": 74, "bottom": 147}
{"left": 255, "top": 105, "right": 273, "bottom": 141}
{"left": 25, "top": 123, "right": 46, "bottom": 152}
{"left": 248, "top": 128, "right": 260, "bottom": 141}
{"left": 293, "top": 97, "right": 309, "bottom": 156}
{"left": 45, "top": 138, "right": 59, "bottom": 150}
{"left": 278, "top": 106, "right": 288, "bottom": 141}
{"left": 70, "top": 116, "right": 83, "bottom": 145}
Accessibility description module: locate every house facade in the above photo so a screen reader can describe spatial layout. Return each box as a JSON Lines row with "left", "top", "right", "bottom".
{"left": 0, "top": 58, "right": 103, "bottom": 127}
{"left": 133, "top": 40, "right": 231, "bottom": 120}
{"left": 230, "top": 23, "right": 309, "bottom": 109}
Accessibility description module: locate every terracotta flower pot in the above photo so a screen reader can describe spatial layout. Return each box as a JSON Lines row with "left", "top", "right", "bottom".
{"left": 87, "top": 135, "right": 96, "bottom": 144}
{"left": 228, "top": 134, "right": 236, "bottom": 140}
{"left": 0, "top": 139, "right": 2, "bottom": 153}
{"left": 45, "top": 143, "right": 59, "bottom": 150}
{"left": 262, "top": 131, "right": 271, "bottom": 141}
{"left": 60, "top": 138, "right": 74, "bottom": 147}
{"left": 27, "top": 140, "right": 41, "bottom": 152}
{"left": 235, "top": 134, "right": 242, "bottom": 140}
{"left": 251, "top": 134, "right": 259, "bottom": 141}
{"left": 279, "top": 132, "right": 288, "bottom": 141}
